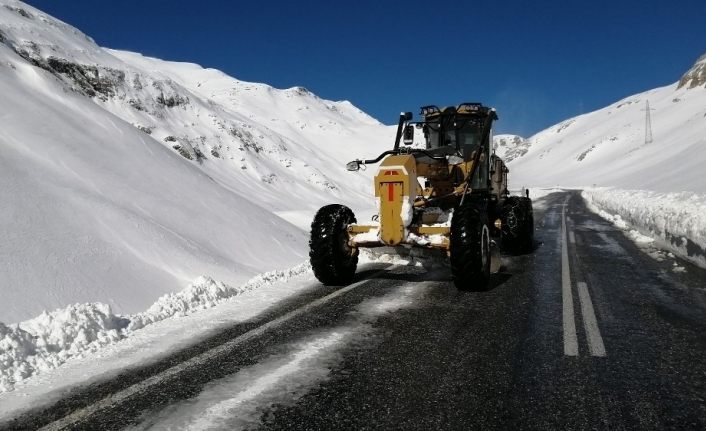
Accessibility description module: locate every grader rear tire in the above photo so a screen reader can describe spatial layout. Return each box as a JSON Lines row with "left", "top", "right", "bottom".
{"left": 501, "top": 196, "right": 534, "bottom": 253}
{"left": 309, "top": 204, "right": 358, "bottom": 285}
{"left": 450, "top": 200, "right": 491, "bottom": 291}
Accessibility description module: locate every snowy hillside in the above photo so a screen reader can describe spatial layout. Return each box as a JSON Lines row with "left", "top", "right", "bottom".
{"left": 506, "top": 54, "right": 706, "bottom": 193}
{"left": 0, "top": 0, "right": 393, "bottom": 323}
{"left": 499, "top": 54, "right": 706, "bottom": 271}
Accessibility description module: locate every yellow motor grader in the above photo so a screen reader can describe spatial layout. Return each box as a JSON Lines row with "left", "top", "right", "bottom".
{"left": 309, "top": 103, "right": 533, "bottom": 291}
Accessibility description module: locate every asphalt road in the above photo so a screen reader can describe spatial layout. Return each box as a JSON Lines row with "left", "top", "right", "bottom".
{"left": 3, "top": 190, "right": 705, "bottom": 430}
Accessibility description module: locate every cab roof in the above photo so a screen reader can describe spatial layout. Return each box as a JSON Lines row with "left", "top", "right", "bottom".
{"left": 420, "top": 103, "right": 497, "bottom": 120}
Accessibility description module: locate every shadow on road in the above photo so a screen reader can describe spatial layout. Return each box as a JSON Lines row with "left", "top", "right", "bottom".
{"left": 488, "top": 271, "right": 513, "bottom": 290}
{"left": 372, "top": 269, "right": 449, "bottom": 283}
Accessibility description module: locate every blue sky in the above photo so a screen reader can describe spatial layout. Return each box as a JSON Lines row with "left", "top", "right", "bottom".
{"left": 23, "top": 0, "right": 706, "bottom": 136}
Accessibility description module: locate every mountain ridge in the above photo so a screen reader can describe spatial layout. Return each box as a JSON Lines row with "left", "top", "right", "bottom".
{"left": 499, "top": 53, "right": 706, "bottom": 193}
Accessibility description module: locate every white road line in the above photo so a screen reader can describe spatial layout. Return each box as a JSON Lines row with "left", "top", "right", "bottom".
{"left": 577, "top": 282, "right": 607, "bottom": 357}
{"left": 39, "top": 272, "right": 384, "bottom": 431}
{"left": 569, "top": 231, "right": 576, "bottom": 244}
{"left": 561, "top": 202, "right": 579, "bottom": 356}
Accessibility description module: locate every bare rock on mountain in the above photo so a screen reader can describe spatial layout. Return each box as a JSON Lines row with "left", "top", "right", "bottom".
{"left": 493, "top": 134, "right": 531, "bottom": 163}
{"left": 677, "top": 53, "right": 706, "bottom": 89}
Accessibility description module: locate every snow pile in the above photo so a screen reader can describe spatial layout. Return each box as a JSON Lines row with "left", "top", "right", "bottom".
{"left": 0, "top": 303, "right": 127, "bottom": 392}
{"left": 625, "top": 229, "right": 656, "bottom": 245}
{"left": 0, "top": 262, "right": 313, "bottom": 392}
{"left": 594, "top": 210, "right": 629, "bottom": 230}
{"left": 129, "top": 262, "right": 312, "bottom": 331}
{"left": 127, "top": 277, "right": 242, "bottom": 331}
{"left": 582, "top": 188, "right": 706, "bottom": 268}
{"left": 0, "top": 248, "right": 431, "bottom": 393}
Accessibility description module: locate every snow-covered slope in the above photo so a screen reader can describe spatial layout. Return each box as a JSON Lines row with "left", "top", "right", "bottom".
{"left": 505, "top": 54, "right": 706, "bottom": 193}
{"left": 0, "top": 0, "right": 392, "bottom": 323}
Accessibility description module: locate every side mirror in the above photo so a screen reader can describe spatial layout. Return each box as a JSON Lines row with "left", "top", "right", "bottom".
{"left": 402, "top": 125, "right": 414, "bottom": 145}
{"left": 346, "top": 160, "right": 361, "bottom": 171}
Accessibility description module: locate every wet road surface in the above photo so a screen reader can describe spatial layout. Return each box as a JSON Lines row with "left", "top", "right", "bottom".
{"left": 3, "top": 191, "right": 705, "bottom": 430}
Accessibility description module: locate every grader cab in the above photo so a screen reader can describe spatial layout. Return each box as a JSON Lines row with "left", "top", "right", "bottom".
{"left": 309, "top": 103, "right": 534, "bottom": 291}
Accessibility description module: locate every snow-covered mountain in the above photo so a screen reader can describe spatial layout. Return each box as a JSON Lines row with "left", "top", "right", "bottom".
{"left": 0, "top": 0, "right": 393, "bottom": 323}
{"left": 503, "top": 54, "right": 706, "bottom": 193}
{"left": 2, "top": 0, "right": 704, "bottom": 325}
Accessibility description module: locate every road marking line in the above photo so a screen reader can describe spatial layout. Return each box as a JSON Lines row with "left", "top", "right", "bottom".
{"left": 561, "top": 202, "right": 579, "bottom": 356}
{"left": 569, "top": 231, "right": 576, "bottom": 244}
{"left": 39, "top": 272, "right": 385, "bottom": 431}
{"left": 577, "top": 282, "right": 607, "bottom": 357}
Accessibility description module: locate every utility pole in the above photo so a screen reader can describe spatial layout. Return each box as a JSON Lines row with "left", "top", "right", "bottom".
{"left": 642, "top": 100, "right": 655, "bottom": 144}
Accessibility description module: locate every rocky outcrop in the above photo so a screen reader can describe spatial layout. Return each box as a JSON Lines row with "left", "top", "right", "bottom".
{"left": 677, "top": 53, "right": 706, "bottom": 89}
{"left": 493, "top": 135, "right": 532, "bottom": 163}
{"left": 45, "top": 57, "right": 124, "bottom": 100}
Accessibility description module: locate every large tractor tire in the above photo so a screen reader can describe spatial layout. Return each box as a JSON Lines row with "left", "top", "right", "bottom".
{"left": 500, "top": 196, "right": 534, "bottom": 253}
{"left": 450, "top": 199, "right": 491, "bottom": 291}
{"left": 309, "top": 204, "right": 359, "bottom": 285}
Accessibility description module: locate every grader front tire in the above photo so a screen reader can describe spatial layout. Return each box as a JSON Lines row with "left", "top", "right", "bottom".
{"left": 309, "top": 204, "right": 359, "bottom": 285}
{"left": 450, "top": 200, "right": 491, "bottom": 291}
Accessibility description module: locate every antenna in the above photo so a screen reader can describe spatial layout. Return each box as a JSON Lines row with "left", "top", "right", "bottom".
{"left": 642, "top": 100, "right": 655, "bottom": 144}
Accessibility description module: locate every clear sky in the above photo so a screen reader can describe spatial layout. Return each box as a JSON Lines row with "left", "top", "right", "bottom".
{"left": 22, "top": 0, "right": 706, "bottom": 136}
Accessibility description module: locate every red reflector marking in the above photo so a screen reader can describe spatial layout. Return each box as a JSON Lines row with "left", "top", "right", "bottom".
{"left": 384, "top": 171, "right": 399, "bottom": 176}
{"left": 387, "top": 183, "right": 394, "bottom": 201}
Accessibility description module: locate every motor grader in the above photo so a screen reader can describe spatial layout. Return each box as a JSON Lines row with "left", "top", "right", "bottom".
{"left": 309, "top": 103, "right": 533, "bottom": 291}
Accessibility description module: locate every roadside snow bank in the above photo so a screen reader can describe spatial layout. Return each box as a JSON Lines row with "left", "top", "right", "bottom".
{"left": 1, "top": 250, "right": 440, "bottom": 392}
{"left": 0, "top": 263, "right": 312, "bottom": 393}
{"left": 0, "top": 304, "right": 128, "bottom": 392}
{"left": 582, "top": 188, "right": 706, "bottom": 269}
{"left": 129, "top": 263, "right": 312, "bottom": 331}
